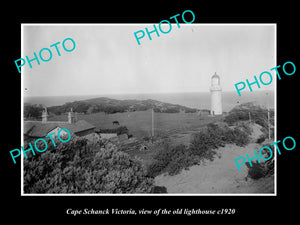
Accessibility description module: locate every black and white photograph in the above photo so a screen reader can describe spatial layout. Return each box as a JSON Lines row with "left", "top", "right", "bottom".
{"left": 3, "top": 4, "right": 299, "bottom": 222}
{"left": 21, "top": 24, "right": 276, "bottom": 195}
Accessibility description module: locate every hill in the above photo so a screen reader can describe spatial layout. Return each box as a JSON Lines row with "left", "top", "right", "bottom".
{"left": 44, "top": 97, "right": 199, "bottom": 115}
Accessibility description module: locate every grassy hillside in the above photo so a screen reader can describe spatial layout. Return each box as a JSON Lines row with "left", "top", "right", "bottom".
{"left": 46, "top": 97, "right": 198, "bottom": 115}
{"left": 49, "top": 110, "right": 220, "bottom": 138}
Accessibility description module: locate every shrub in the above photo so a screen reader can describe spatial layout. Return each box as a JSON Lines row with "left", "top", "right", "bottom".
{"left": 147, "top": 159, "right": 169, "bottom": 177}
{"left": 258, "top": 141, "right": 275, "bottom": 176}
{"left": 89, "top": 148, "right": 153, "bottom": 193}
{"left": 162, "top": 108, "right": 180, "bottom": 113}
{"left": 224, "top": 102, "right": 273, "bottom": 132}
{"left": 246, "top": 162, "right": 265, "bottom": 180}
{"left": 24, "top": 136, "right": 154, "bottom": 193}
{"left": 207, "top": 122, "right": 250, "bottom": 147}
{"left": 262, "top": 160, "right": 274, "bottom": 176}
{"left": 147, "top": 141, "right": 173, "bottom": 177}
{"left": 165, "top": 151, "right": 199, "bottom": 175}
{"left": 24, "top": 104, "right": 44, "bottom": 119}
{"left": 192, "top": 122, "right": 250, "bottom": 149}
{"left": 189, "top": 131, "right": 218, "bottom": 161}
{"left": 238, "top": 122, "right": 253, "bottom": 135}
{"left": 256, "top": 135, "right": 266, "bottom": 144}
{"left": 245, "top": 142, "right": 275, "bottom": 179}
{"left": 184, "top": 108, "right": 197, "bottom": 113}
{"left": 150, "top": 186, "right": 167, "bottom": 193}
{"left": 147, "top": 144, "right": 197, "bottom": 177}
{"left": 96, "top": 126, "right": 129, "bottom": 136}
{"left": 231, "top": 126, "right": 250, "bottom": 147}
{"left": 163, "top": 145, "right": 198, "bottom": 175}
{"left": 148, "top": 127, "right": 224, "bottom": 177}
{"left": 147, "top": 122, "right": 252, "bottom": 177}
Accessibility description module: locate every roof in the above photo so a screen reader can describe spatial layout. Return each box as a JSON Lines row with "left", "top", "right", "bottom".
{"left": 24, "top": 122, "right": 59, "bottom": 137}
{"left": 24, "top": 120, "right": 95, "bottom": 137}
{"left": 63, "top": 120, "right": 96, "bottom": 134}
{"left": 212, "top": 72, "right": 220, "bottom": 79}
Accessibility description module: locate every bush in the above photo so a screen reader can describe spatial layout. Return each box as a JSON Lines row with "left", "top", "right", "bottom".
{"left": 189, "top": 131, "right": 219, "bottom": 161}
{"left": 231, "top": 126, "right": 250, "bottom": 147}
{"left": 96, "top": 126, "right": 129, "bottom": 136}
{"left": 147, "top": 122, "right": 252, "bottom": 177}
{"left": 193, "top": 122, "right": 250, "bottom": 148}
{"left": 245, "top": 143, "right": 274, "bottom": 179}
{"left": 148, "top": 125, "right": 225, "bottom": 177}
{"left": 147, "top": 159, "right": 169, "bottom": 177}
{"left": 24, "top": 136, "right": 154, "bottom": 193}
{"left": 224, "top": 102, "right": 274, "bottom": 138}
{"left": 184, "top": 108, "right": 197, "bottom": 113}
{"left": 162, "top": 108, "right": 180, "bottom": 113}
{"left": 150, "top": 186, "right": 167, "bottom": 193}
{"left": 165, "top": 150, "right": 199, "bottom": 175}
{"left": 24, "top": 104, "right": 44, "bottom": 119}
{"left": 256, "top": 135, "right": 266, "bottom": 144}
{"left": 147, "top": 144, "right": 198, "bottom": 177}
{"left": 89, "top": 147, "right": 153, "bottom": 193}
{"left": 147, "top": 141, "right": 173, "bottom": 177}
{"left": 246, "top": 162, "right": 265, "bottom": 179}
{"left": 238, "top": 122, "right": 253, "bottom": 135}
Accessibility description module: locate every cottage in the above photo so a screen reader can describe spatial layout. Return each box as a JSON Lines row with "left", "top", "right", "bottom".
{"left": 24, "top": 108, "right": 96, "bottom": 140}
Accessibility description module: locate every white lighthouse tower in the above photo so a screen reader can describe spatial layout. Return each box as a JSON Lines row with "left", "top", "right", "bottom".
{"left": 210, "top": 72, "right": 222, "bottom": 115}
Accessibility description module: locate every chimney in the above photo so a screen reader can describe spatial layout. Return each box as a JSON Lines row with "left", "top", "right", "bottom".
{"left": 68, "top": 108, "right": 75, "bottom": 124}
{"left": 42, "top": 107, "right": 48, "bottom": 123}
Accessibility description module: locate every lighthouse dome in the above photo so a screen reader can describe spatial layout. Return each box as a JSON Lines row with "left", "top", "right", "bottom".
{"left": 212, "top": 72, "right": 220, "bottom": 79}
{"left": 211, "top": 72, "right": 220, "bottom": 85}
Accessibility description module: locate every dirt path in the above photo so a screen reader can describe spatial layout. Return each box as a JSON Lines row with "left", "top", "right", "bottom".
{"left": 154, "top": 123, "right": 275, "bottom": 194}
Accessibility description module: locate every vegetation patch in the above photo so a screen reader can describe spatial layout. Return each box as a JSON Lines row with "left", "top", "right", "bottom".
{"left": 24, "top": 136, "right": 154, "bottom": 193}
{"left": 246, "top": 141, "right": 275, "bottom": 180}
{"left": 246, "top": 162, "right": 265, "bottom": 180}
{"left": 147, "top": 122, "right": 252, "bottom": 177}
{"left": 95, "top": 126, "right": 129, "bottom": 135}
{"left": 24, "top": 98, "right": 199, "bottom": 118}
{"left": 224, "top": 102, "right": 274, "bottom": 138}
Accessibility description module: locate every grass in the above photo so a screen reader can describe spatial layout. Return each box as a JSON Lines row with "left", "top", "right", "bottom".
{"left": 49, "top": 110, "right": 224, "bottom": 175}
{"left": 49, "top": 110, "right": 222, "bottom": 139}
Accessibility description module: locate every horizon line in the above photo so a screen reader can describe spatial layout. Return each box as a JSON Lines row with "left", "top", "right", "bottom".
{"left": 24, "top": 90, "right": 274, "bottom": 99}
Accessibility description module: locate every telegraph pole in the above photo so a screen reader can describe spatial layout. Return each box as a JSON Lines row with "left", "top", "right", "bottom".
{"left": 249, "top": 112, "right": 251, "bottom": 123}
{"left": 268, "top": 101, "right": 270, "bottom": 140}
{"left": 266, "top": 92, "right": 271, "bottom": 140}
{"left": 151, "top": 108, "right": 154, "bottom": 141}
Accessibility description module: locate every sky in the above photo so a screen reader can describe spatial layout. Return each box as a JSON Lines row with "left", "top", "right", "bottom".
{"left": 22, "top": 24, "right": 275, "bottom": 97}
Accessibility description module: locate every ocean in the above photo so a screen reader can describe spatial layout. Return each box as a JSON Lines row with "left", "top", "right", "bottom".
{"left": 24, "top": 90, "right": 274, "bottom": 112}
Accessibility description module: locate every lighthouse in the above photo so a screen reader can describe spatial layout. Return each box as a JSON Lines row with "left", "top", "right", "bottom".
{"left": 210, "top": 72, "right": 222, "bottom": 115}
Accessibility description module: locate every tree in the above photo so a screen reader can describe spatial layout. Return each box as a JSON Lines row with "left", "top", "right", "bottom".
{"left": 24, "top": 104, "right": 44, "bottom": 119}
